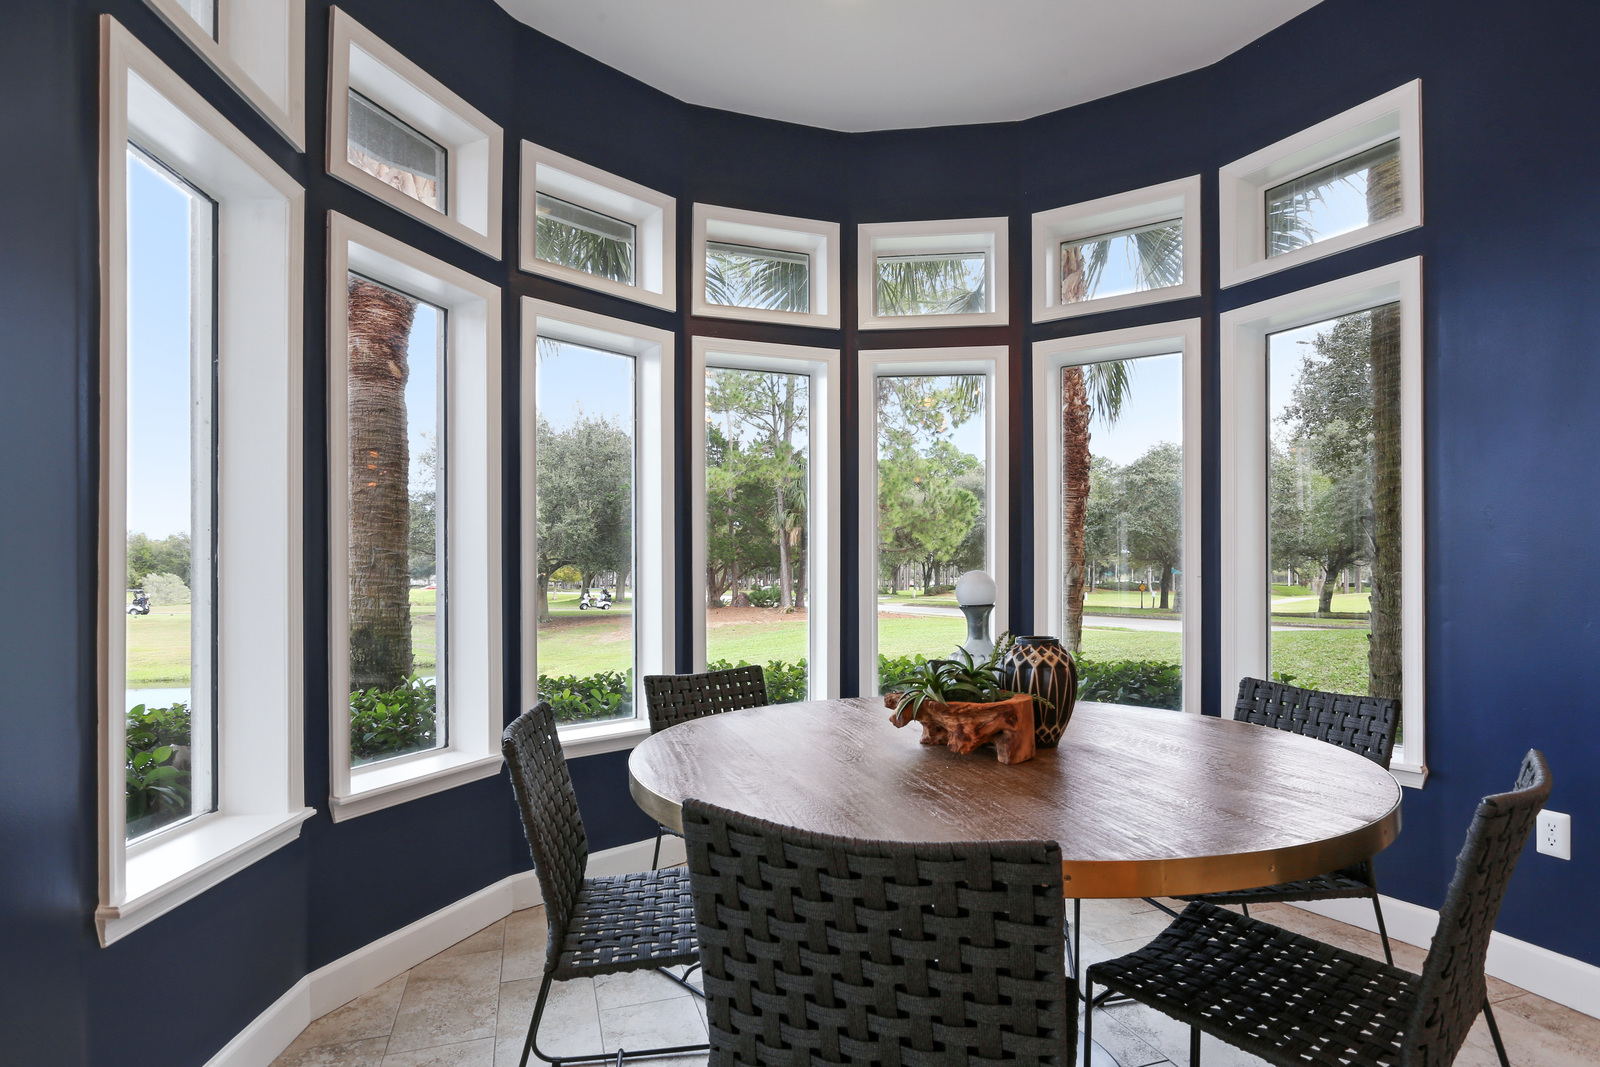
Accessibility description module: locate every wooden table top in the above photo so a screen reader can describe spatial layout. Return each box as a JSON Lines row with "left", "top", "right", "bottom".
{"left": 628, "top": 698, "right": 1402, "bottom": 899}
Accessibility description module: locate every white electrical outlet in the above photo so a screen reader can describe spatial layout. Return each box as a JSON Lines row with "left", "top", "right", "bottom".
{"left": 1537, "top": 810, "right": 1571, "bottom": 860}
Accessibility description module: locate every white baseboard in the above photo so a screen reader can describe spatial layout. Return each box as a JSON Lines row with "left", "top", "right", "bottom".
{"left": 203, "top": 835, "right": 677, "bottom": 1067}
{"left": 1288, "top": 895, "right": 1600, "bottom": 1020}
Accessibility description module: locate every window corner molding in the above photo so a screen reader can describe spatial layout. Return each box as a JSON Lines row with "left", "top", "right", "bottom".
{"left": 691, "top": 203, "right": 840, "bottom": 329}
{"left": 1219, "top": 80, "right": 1422, "bottom": 288}
{"left": 327, "top": 6, "right": 504, "bottom": 258}
{"left": 1031, "top": 175, "right": 1200, "bottom": 323}
{"left": 520, "top": 141, "right": 677, "bottom": 311}
{"left": 141, "top": 0, "right": 307, "bottom": 150}
{"left": 858, "top": 217, "right": 1009, "bottom": 330}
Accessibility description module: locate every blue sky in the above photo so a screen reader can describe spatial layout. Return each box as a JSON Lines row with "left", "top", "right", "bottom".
{"left": 1085, "top": 351, "right": 1182, "bottom": 466}
{"left": 126, "top": 152, "right": 199, "bottom": 540}
{"left": 536, "top": 339, "right": 634, "bottom": 429}
{"left": 404, "top": 303, "right": 439, "bottom": 492}
{"left": 1268, "top": 319, "right": 1329, "bottom": 442}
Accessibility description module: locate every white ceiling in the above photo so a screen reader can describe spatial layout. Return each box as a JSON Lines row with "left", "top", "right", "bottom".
{"left": 494, "top": 0, "right": 1322, "bottom": 132}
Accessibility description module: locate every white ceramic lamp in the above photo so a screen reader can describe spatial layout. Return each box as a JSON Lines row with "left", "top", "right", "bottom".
{"left": 954, "top": 570, "right": 996, "bottom": 659}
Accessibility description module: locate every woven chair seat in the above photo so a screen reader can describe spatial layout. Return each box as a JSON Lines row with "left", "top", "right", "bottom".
{"left": 554, "top": 867, "right": 701, "bottom": 980}
{"left": 1091, "top": 901, "right": 1416, "bottom": 1067}
{"left": 1178, "top": 863, "right": 1374, "bottom": 906}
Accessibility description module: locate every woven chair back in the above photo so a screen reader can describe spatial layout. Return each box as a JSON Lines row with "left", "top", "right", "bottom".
{"left": 502, "top": 702, "right": 589, "bottom": 980}
{"left": 1404, "top": 750, "right": 1551, "bottom": 1066}
{"left": 1234, "top": 677, "right": 1399, "bottom": 769}
{"left": 644, "top": 666, "right": 769, "bottom": 734}
{"left": 682, "top": 798, "right": 1075, "bottom": 1067}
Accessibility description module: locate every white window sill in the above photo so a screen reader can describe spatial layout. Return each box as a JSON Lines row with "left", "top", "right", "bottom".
{"left": 558, "top": 717, "right": 650, "bottom": 759}
{"left": 332, "top": 749, "right": 504, "bottom": 823}
{"left": 1391, "top": 762, "right": 1428, "bottom": 789}
{"left": 98, "top": 807, "right": 314, "bottom": 946}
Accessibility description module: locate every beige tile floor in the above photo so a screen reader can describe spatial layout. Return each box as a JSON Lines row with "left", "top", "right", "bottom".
{"left": 271, "top": 896, "right": 1600, "bottom": 1067}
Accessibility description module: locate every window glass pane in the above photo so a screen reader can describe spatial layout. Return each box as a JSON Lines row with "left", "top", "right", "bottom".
{"left": 1267, "top": 304, "right": 1402, "bottom": 705}
{"left": 705, "top": 241, "right": 809, "bottom": 313}
{"left": 535, "top": 193, "right": 636, "bottom": 285}
{"left": 875, "top": 251, "right": 987, "bottom": 316}
{"left": 175, "top": 0, "right": 217, "bottom": 39}
{"left": 1060, "top": 354, "right": 1184, "bottom": 710}
{"left": 704, "top": 368, "right": 810, "bottom": 702}
{"left": 535, "top": 339, "right": 637, "bottom": 725}
{"left": 1266, "top": 139, "right": 1401, "bottom": 257}
{"left": 1060, "top": 218, "right": 1182, "bottom": 304}
{"left": 124, "top": 146, "right": 216, "bottom": 841}
{"left": 347, "top": 274, "right": 446, "bottom": 766}
{"left": 875, "top": 374, "right": 986, "bottom": 693}
{"left": 347, "top": 91, "right": 447, "bottom": 213}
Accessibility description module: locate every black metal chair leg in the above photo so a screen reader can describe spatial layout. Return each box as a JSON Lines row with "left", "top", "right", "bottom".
{"left": 1483, "top": 998, "right": 1511, "bottom": 1067}
{"left": 1067, "top": 898, "right": 1081, "bottom": 982}
{"left": 1144, "top": 896, "right": 1182, "bottom": 919}
{"left": 522, "top": 972, "right": 710, "bottom": 1066}
{"left": 655, "top": 962, "right": 705, "bottom": 999}
{"left": 1239, "top": 902, "right": 1250, "bottom": 919}
{"left": 1082, "top": 973, "right": 1094, "bottom": 1067}
{"left": 651, "top": 828, "right": 663, "bottom": 870}
{"left": 1190, "top": 1024, "right": 1201, "bottom": 1066}
{"left": 1370, "top": 891, "right": 1395, "bottom": 966}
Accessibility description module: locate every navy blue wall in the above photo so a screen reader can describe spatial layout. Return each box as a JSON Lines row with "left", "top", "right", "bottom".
{"left": 1, "top": 0, "right": 1596, "bottom": 1063}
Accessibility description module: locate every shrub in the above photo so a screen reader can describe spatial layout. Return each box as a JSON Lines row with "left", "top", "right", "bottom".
{"left": 746, "top": 586, "right": 781, "bottom": 607}
{"left": 350, "top": 675, "right": 438, "bottom": 762}
{"left": 125, "top": 701, "right": 192, "bottom": 835}
{"left": 143, "top": 571, "right": 190, "bottom": 605}
{"left": 1076, "top": 658, "right": 1181, "bottom": 710}
{"left": 708, "top": 658, "right": 807, "bottom": 705}
{"left": 878, "top": 653, "right": 935, "bottom": 694}
{"left": 541, "top": 669, "right": 633, "bottom": 725}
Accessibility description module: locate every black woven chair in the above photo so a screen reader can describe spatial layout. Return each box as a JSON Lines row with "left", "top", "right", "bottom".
{"left": 682, "top": 797, "right": 1078, "bottom": 1067}
{"left": 1087, "top": 749, "right": 1551, "bottom": 1067}
{"left": 503, "top": 703, "right": 710, "bottom": 1066}
{"left": 1154, "top": 678, "right": 1402, "bottom": 963}
{"left": 642, "top": 666, "right": 768, "bottom": 869}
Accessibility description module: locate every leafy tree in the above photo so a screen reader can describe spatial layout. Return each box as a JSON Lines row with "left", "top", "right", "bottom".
{"left": 1121, "top": 443, "right": 1183, "bottom": 609}
{"left": 143, "top": 572, "right": 190, "bottom": 606}
{"left": 705, "top": 423, "right": 777, "bottom": 607}
{"left": 127, "top": 532, "right": 191, "bottom": 587}
{"left": 705, "top": 244, "right": 809, "bottom": 312}
{"left": 534, "top": 408, "right": 632, "bottom": 622}
{"left": 1083, "top": 456, "right": 1122, "bottom": 592}
{"left": 875, "top": 254, "right": 986, "bottom": 316}
{"left": 408, "top": 433, "right": 437, "bottom": 581}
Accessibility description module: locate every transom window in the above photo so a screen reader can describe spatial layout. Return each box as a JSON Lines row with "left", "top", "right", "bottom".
{"left": 535, "top": 192, "right": 636, "bottom": 285}
{"left": 347, "top": 90, "right": 447, "bottom": 214}
{"left": 344, "top": 273, "right": 447, "bottom": 766}
{"left": 705, "top": 241, "right": 811, "bottom": 313}
{"left": 1266, "top": 140, "right": 1401, "bottom": 258}
{"left": 534, "top": 338, "right": 638, "bottom": 726}
{"left": 123, "top": 144, "right": 217, "bottom": 843}
{"left": 1060, "top": 218, "right": 1182, "bottom": 305}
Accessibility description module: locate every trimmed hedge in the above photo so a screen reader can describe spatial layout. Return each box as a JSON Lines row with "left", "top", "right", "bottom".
{"left": 878, "top": 651, "right": 1180, "bottom": 711}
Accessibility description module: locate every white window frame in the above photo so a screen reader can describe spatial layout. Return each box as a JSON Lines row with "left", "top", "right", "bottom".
{"left": 1031, "top": 320, "right": 1203, "bottom": 714}
{"left": 327, "top": 212, "right": 503, "bottom": 820}
{"left": 142, "top": 0, "right": 306, "bottom": 149}
{"left": 326, "top": 7, "right": 504, "bottom": 258}
{"left": 520, "top": 141, "right": 676, "bottom": 311}
{"left": 521, "top": 299, "right": 676, "bottom": 759}
{"left": 1220, "top": 257, "right": 1425, "bottom": 785}
{"left": 858, "top": 347, "right": 1009, "bottom": 698}
{"left": 690, "top": 337, "right": 842, "bottom": 698}
{"left": 692, "top": 204, "right": 840, "bottom": 329}
{"left": 1219, "top": 81, "right": 1422, "bottom": 288}
{"left": 858, "top": 217, "right": 1009, "bottom": 330}
{"left": 98, "top": 16, "right": 309, "bottom": 946}
{"left": 1031, "top": 176, "right": 1201, "bottom": 323}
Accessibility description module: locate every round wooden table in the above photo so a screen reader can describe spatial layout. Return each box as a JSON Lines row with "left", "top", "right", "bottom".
{"left": 629, "top": 697, "right": 1402, "bottom": 900}
{"left": 629, "top": 698, "right": 1402, "bottom": 1066}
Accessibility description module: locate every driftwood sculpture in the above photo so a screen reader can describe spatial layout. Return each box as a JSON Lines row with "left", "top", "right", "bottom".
{"left": 886, "top": 691, "right": 1036, "bottom": 765}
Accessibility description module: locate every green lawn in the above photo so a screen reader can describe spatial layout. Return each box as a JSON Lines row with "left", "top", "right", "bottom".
{"left": 1271, "top": 591, "right": 1372, "bottom": 615}
{"left": 125, "top": 603, "right": 194, "bottom": 685}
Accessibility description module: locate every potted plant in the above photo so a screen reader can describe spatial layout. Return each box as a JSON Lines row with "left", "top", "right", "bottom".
{"left": 884, "top": 635, "right": 1037, "bottom": 764}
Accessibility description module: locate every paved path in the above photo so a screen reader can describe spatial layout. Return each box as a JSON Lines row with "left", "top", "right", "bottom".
{"left": 877, "top": 599, "right": 1341, "bottom": 633}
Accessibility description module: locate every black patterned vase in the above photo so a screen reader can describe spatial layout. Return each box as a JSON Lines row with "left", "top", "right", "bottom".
{"left": 1003, "top": 636, "right": 1078, "bottom": 747}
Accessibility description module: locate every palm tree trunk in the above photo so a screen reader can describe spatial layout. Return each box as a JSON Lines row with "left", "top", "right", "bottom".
{"left": 347, "top": 277, "right": 416, "bottom": 691}
{"left": 1368, "top": 303, "right": 1403, "bottom": 698}
{"left": 1159, "top": 562, "right": 1172, "bottom": 611}
{"left": 1061, "top": 366, "right": 1092, "bottom": 653}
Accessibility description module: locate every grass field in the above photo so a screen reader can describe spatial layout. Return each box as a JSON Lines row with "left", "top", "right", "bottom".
{"left": 127, "top": 588, "right": 1374, "bottom": 697}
